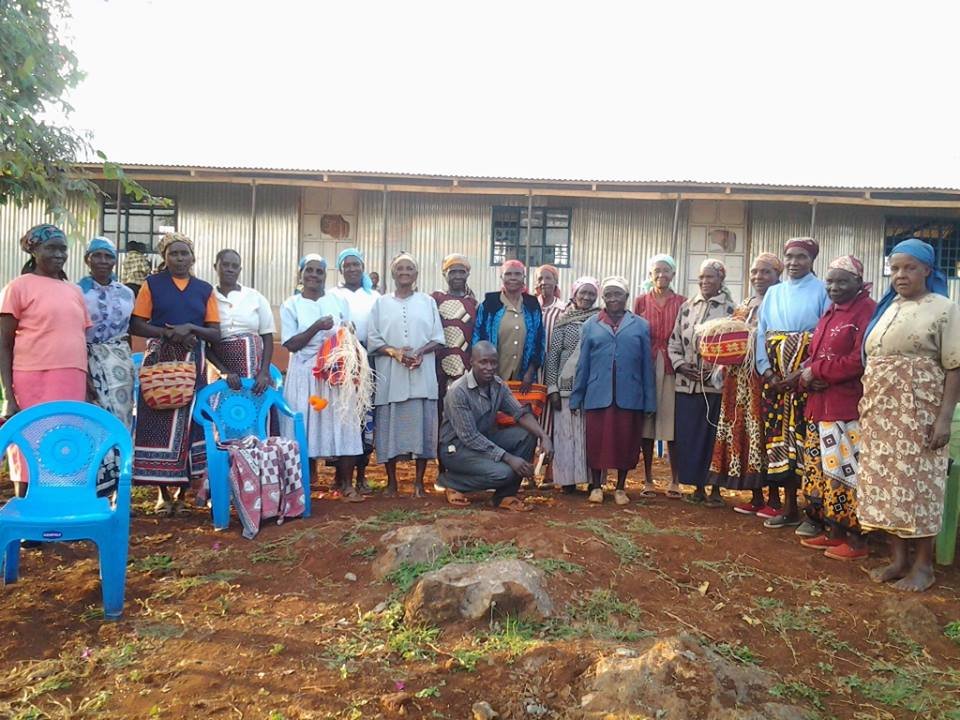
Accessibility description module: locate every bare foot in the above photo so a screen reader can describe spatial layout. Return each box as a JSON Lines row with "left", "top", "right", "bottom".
{"left": 413, "top": 484, "right": 426, "bottom": 498}
{"left": 383, "top": 486, "right": 398, "bottom": 498}
{"left": 355, "top": 478, "right": 373, "bottom": 495}
{"left": 868, "top": 561, "right": 909, "bottom": 584}
{"left": 892, "top": 566, "right": 935, "bottom": 592}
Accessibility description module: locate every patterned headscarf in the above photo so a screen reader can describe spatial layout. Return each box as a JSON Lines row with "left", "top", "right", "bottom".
{"left": 157, "top": 232, "right": 194, "bottom": 258}
{"left": 299, "top": 253, "right": 327, "bottom": 271}
{"left": 441, "top": 253, "right": 471, "bottom": 274}
{"left": 784, "top": 236, "right": 819, "bottom": 261}
{"left": 336, "top": 247, "right": 373, "bottom": 293}
{"left": 535, "top": 264, "right": 562, "bottom": 300}
{"left": 84, "top": 236, "right": 117, "bottom": 258}
{"left": 751, "top": 252, "right": 784, "bottom": 274}
{"left": 640, "top": 253, "right": 677, "bottom": 293}
{"left": 500, "top": 259, "right": 528, "bottom": 293}
{"left": 699, "top": 258, "right": 727, "bottom": 279}
{"left": 570, "top": 276, "right": 600, "bottom": 306}
{"left": 20, "top": 224, "right": 66, "bottom": 255}
{"left": 390, "top": 251, "right": 419, "bottom": 272}
{"left": 864, "top": 239, "right": 948, "bottom": 363}
{"left": 828, "top": 254, "right": 863, "bottom": 278}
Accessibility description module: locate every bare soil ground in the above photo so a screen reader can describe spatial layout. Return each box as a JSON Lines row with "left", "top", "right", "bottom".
{"left": 2, "top": 460, "right": 960, "bottom": 720}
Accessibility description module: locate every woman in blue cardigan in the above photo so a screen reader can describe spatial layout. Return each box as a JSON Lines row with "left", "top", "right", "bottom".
{"left": 570, "top": 276, "right": 656, "bottom": 506}
{"left": 472, "top": 259, "right": 544, "bottom": 392}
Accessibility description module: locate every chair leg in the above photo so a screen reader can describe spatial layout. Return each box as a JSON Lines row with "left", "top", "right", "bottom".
{"left": 3, "top": 539, "right": 20, "bottom": 584}
{"left": 300, "top": 448, "right": 312, "bottom": 519}
{"left": 209, "top": 464, "right": 231, "bottom": 531}
{"left": 936, "top": 462, "right": 960, "bottom": 566}
{"left": 98, "top": 537, "right": 128, "bottom": 620}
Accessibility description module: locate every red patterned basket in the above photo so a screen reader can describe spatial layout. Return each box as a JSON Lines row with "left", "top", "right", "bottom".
{"left": 698, "top": 319, "right": 752, "bottom": 367}
{"left": 496, "top": 381, "right": 547, "bottom": 427}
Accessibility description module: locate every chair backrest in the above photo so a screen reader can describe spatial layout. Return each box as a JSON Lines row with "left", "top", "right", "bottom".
{"left": 193, "top": 378, "right": 286, "bottom": 442}
{"left": 269, "top": 363, "right": 283, "bottom": 391}
{"left": 0, "top": 401, "right": 133, "bottom": 508}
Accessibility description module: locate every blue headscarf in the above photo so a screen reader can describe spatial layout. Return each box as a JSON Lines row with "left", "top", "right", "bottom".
{"left": 336, "top": 247, "right": 373, "bottom": 293}
{"left": 78, "top": 236, "right": 119, "bottom": 292}
{"left": 863, "top": 238, "right": 948, "bottom": 359}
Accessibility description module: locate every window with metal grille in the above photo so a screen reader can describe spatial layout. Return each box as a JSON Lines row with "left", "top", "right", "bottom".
{"left": 101, "top": 196, "right": 177, "bottom": 253}
{"left": 491, "top": 206, "right": 572, "bottom": 267}
{"left": 884, "top": 217, "right": 960, "bottom": 278}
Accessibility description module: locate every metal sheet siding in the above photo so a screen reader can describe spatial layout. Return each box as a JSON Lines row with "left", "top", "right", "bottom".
{"left": 0, "top": 198, "right": 98, "bottom": 287}
{"left": 253, "top": 185, "right": 301, "bottom": 305}
{"left": 354, "top": 192, "right": 681, "bottom": 297}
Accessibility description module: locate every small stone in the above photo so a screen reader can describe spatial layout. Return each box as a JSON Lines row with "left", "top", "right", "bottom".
{"left": 344, "top": 572, "right": 357, "bottom": 582}
{"left": 525, "top": 703, "right": 548, "bottom": 717}
{"left": 372, "top": 601, "right": 388, "bottom": 613}
{"left": 614, "top": 647, "right": 638, "bottom": 658}
{"left": 472, "top": 701, "right": 498, "bottom": 720}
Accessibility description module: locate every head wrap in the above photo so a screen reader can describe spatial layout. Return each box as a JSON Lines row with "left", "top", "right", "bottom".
{"left": 441, "top": 253, "right": 471, "bottom": 274}
{"left": 535, "top": 264, "right": 562, "bottom": 300}
{"left": 157, "top": 232, "right": 194, "bottom": 258}
{"left": 390, "top": 251, "right": 419, "bottom": 272}
{"left": 828, "top": 255, "right": 863, "bottom": 278}
{"left": 751, "top": 252, "right": 784, "bottom": 275}
{"left": 600, "top": 276, "right": 630, "bottom": 295}
{"left": 500, "top": 258, "right": 528, "bottom": 293}
{"left": 20, "top": 224, "right": 66, "bottom": 255}
{"left": 571, "top": 276, "right": 600, "bottom": 305}
{"left": 864, "top": 239, "right": 948, "bottom": 363}
{"left": 784, "top": 236, "right": 819, "bottom": 261}
{"left": 699, "top": 258, "right": 726, "bottom": 279}
{"left": 640, "top": 253, "right": 677, "bottom": 293}
{"left": 85, "top": 236, "right": 117, "bottom": 259}
{"left": 336, "top": 247, "right": 373, "bottom": 293}
{"left": 299, "top": 253, "right": 327, "bottom": 271}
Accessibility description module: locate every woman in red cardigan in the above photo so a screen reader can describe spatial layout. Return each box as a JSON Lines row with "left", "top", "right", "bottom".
{"left": 797, "top": 255, "right": 876, "bottom": 560}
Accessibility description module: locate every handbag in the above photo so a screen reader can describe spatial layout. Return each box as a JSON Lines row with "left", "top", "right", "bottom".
{"left": 496, "top": 381, "right": 548, "bottom": 427}
{"left": 139, "top": 343, "right": 197, "bottom": 410}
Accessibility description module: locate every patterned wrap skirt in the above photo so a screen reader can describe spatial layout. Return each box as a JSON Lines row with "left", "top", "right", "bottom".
{"left": 761, "top": 331, "right": 812, "bottom": 489}
{"left": 802, "top": 420, "right": 862, "bottom": 532}
{"left": 707, "top": 359, "right": 767, "bottom": 490}
{"left": 857, "top": 355, "right": 948, "bottom": 539}
{"left": 88, "top": 338, "right": 136, "bottom": 495}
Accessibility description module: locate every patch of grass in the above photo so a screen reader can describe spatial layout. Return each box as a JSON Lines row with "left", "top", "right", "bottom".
{"left": 450, "top": 616, "right": 542, "bottom": 671}
{"left": 249, "top": 527, "right": 318, "bottom": 564}
{"left": 359, "top": 509, "right": 428, "bottom": 530}
{"left": 135, "top": 622, "right": 186, "bottom": 640}
{"left": 709, "top": 641, "right": 761, "bottom": 666}
{"left": 384, "top": 624, "right": 440, "bottom": 661}
{"left": 625, "top": 517, "right": 704, "bottom": 544}
{"left": 100, "top": 643, "right": 139, "bottom": 670}
{"left": 129, "top": 553, "right": 175, "bottom": 573}
{"left": 385, "top": 541, "right": 522, "bottom": 592}
{"left": 541, "top": 589, "right": 652, "bottom": 643}
{"left": 753, "top": 596, "right": 783, "bottom": 611}
{"left": 841, "top": 673, "right": 930, "bottom": 713}
{"left": 571, "top": 588, "right": 644, "bottom": 624}
{"left": 575, "top": 519, "right": 643, "bottom": 564}
{"left": 351, "top": 546, "right": 377, "bottom": 560}
{"left": 945, "top": 620, "right": 960, "bottom": 644}
{"left": 414, "top": 684, "right": 443, "bottom": 699}
{"left": 531, "top": 558, "right": 584, "bottom": 575}
{"left": 770, "top": 681, "right": 827, "bottom": 711}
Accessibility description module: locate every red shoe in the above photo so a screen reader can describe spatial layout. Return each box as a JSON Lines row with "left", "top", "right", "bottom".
{"left": 824, "top": 542, "right": 869, "bottom": 561}
{"left": 799, "top": 534, "right": 845, "bottom": 549}
{"left": 755, "top": 505, "right": 781, "bottom": 519}
{"left": 733, "top": 502, "right": 762, "bottom": 515}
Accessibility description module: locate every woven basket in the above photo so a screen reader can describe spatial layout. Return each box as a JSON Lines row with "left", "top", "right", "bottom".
{"left": 496, "top": 381, "right": 547, "bottom": 427}
{"left": 698, "top": 318, "right": 752, "bottom": 367}
{"left": 139, "top": 359, "right": 197, "bottom": 410}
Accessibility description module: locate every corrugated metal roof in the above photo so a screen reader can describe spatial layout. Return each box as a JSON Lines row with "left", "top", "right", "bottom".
{"left": 78, "top": 162, "right": 960, "bottom": 195}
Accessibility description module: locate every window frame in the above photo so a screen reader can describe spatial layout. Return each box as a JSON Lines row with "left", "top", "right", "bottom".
{"left": 489, "top": 205, "right": 573, "bottom": 268}
{"left": 883, "top": 216, "right": 960, "bottom": 279}
{"left": 100, "top": 195, "right": 178, "bottom": 254}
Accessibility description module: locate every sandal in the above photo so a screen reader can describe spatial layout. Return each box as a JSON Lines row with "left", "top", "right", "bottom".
{"left": 171, "top": 499, "right": 192, "bottom": 517}
{"left": 342, "top": 489, "right": 365, "bottom": 503}
{"left": 445, "top": 489, "right": 471, "bottom": 507}
{"left": 640, "top": 487, "right": 658, "bottom": 498}
{"left": 614, "top": 490, "right": 630, "bottom": 506}
{"left": 704, "top": 497, "right": 725, "bottom": 509}
{"left": 665, "top": 488, "right": 683, "bottom": 500}
{"left": 154, "top": 498, "right": 174, "bottom": 517}
{"left": 498, "top": 496, "right": 532, "bottom": 512}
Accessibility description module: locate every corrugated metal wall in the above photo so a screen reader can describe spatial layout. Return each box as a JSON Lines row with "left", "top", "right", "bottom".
{"left": 750, "top": 201, "right": 960, "bottom": 301}
{"left": 354, "top": 191, "right": 683, "bottom": 297}
{"left": 0, "top": 198, "right": 98, "bottom": 285}
{"left": 0, "top": 183, "right": 300, "bottom": 306}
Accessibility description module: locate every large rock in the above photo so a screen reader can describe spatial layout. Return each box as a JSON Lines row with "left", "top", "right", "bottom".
{"left": 404, "top": 559, "right": 553, "bottom": 624}
{"left": 578, "top": 634, "right": 807, "bottom": 720}
{"left": 372, "top": 525, "right": 447, "bottom": 579}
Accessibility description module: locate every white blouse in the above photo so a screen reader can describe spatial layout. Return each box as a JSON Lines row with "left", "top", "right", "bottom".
{"left": 215, "top": 285, "right": 276, "bottom": 339}
{"left": 280, "top": 293, "right": 351, "bottom": 364}
{"left": 330, "top": 286, "right": 380, "bottom": 345}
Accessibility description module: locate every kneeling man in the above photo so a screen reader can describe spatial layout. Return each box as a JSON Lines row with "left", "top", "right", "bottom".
{"left": 437, "top": 341, "right": 552, "bottom": 510}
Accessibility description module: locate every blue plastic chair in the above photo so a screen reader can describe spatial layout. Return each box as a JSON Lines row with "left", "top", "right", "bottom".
{"left": 192, "top": 378, "right": 310, "bottom": 531}
{"left": 0, "top": 402, "right": 133, "bottom": 620}
{"left": 269, "top": 363, "right": 283, "bottom": 391}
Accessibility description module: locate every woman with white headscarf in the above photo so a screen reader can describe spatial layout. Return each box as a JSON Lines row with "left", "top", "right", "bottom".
{"left": 367, "top": 252, "right": 445, "bottom": 497}
{"left": 667, "top": 258, "right": 736, "bottom": 506}
{"left": 570, "top": 277, "right": 656, "bottom": 505}
{"left": 280, "top": 254, "right": 363, "bottom": 501}
{"left": 544, "top": 276, "right": 600, "bottom": 492}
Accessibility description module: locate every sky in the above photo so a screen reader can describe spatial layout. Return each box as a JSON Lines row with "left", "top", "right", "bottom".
{"left": 59, "top": 0, "right": 960, "bottom": 188}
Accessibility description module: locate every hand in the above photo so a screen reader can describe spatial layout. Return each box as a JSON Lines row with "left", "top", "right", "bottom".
{"left": 540, "top": 437, "right": 554, "bottom": 462}
{"left": 253, "top": 369, "right": 272, "bottom": 394}
{"left": 808, "top": 379, "right": 829, "bottom": 392}
{"left": 165, "top": 323, "right": 196, "bottom": 347}
{"left": 519, "top": 368, "right": 536, "bottom": 395}
{"left": 401, "top": 348, "right": 422, "bottom": 369}
{"left": 928, "top": 417, "right": 952, "bottom": 450}
{"left": 2, "top": 397, "right": 20, "bottom": 419}
{"left": 800, "top": 366, "right": 815, "bottom": 386}
{"left": 312, "top": 315, "right": 335, "bottom": 332}
{"left": 504, "top": 453, "right": 535, "bottom": 478}
{"left": 548, "top": 392, "right": 561, "bottom": 411}
{"left": 677, "top": 363, "right": 699, "bottom": 381}
{"left": 86, "top": 376, "right": 99, "bottom": 403}
{"left": 225, "top": 373, "right": 242, "bottom": 391}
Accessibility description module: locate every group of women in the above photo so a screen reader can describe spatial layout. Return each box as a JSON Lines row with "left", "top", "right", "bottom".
{"left": 0, "top": 224, "right": 957, "bottom": 592}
